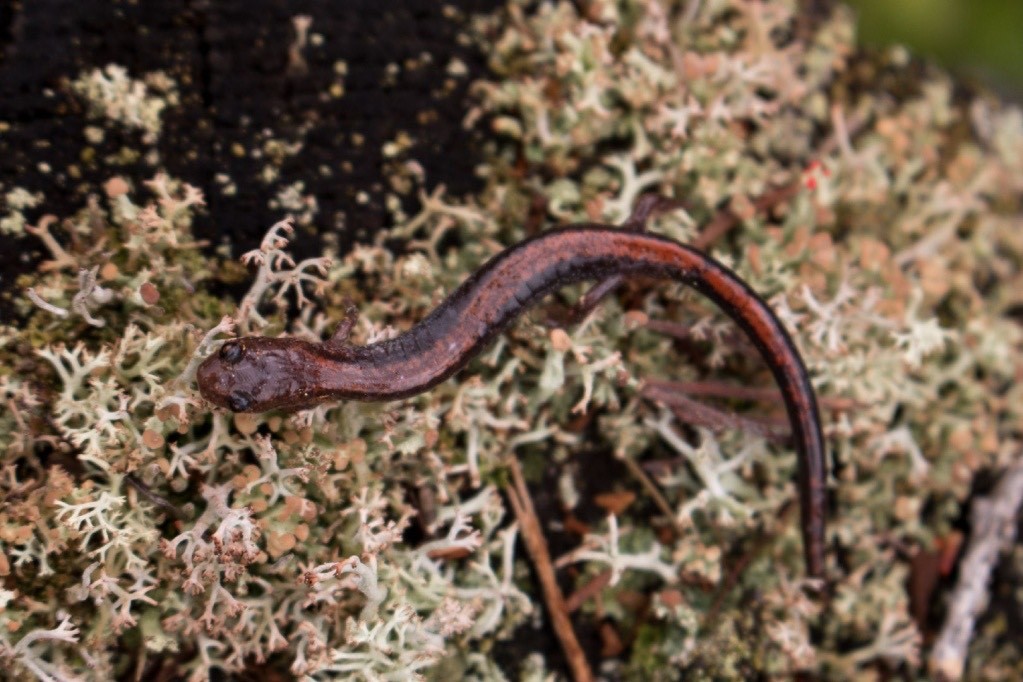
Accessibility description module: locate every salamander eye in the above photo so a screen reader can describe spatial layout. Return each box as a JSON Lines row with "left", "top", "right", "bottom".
{"left": 227, "top": 391, "right": 253, "bottom": 412}
{"left": 219, "top": 341, "right": 243, "bottom": 363}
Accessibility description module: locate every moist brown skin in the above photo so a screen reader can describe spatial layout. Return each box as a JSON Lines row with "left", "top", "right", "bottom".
{"left": 197, "top": 225, "right": 828, "bottom": 578}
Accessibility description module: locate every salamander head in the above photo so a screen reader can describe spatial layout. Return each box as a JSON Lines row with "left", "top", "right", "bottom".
{"left": 197, "top": 337, "right": 323, "bottom": 413}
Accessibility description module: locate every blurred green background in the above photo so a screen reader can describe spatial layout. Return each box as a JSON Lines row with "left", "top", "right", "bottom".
{"left": 848, "top": 0, "right": 1023, "bottom": 99}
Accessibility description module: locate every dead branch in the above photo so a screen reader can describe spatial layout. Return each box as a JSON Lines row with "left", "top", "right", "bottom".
{"left": 929, "top": 454, "right": 1023, "bottom": 681}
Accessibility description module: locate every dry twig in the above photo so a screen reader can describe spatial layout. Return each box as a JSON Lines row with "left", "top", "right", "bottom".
{"left": 641, "top": 382, "right": 789, "bottom": 444}
{"left": 643, "top": 378, "right": 860, "bottom": 412}
{"left": 504, "top": 458, "right": 593, "bottom": 682}
{"left": 564, "top": 569, "right": 614, "bottom": 614}
{"left": 929, "top": 454, "right": 1023, "bottom": 681}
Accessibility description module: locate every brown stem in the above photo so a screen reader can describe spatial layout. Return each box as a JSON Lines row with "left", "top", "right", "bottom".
{"left": 692, "top": 109, "right": 868, "bottom": 251}
{"left": 693, "top": 181, "right": 801, "bottom": 250}
{"left": 930, "top": 454, "right": 1023, "bottom": 680}
{"left": 564, "top": 569, "right": 614, "bottom": 614}
{"left": 642, "top": 318, "right": 751, "bottom": 348}
{"left": 644, "top": 378, "right": 860, "bottom": 412}
{"left": 504, "top": 458, "right": 593, "bottom": 682}
{"left": 617, "top": 451, "right": 686, "bottom": 537}
{"left": 641, "top": 382, "right": 790, "bottom": 445}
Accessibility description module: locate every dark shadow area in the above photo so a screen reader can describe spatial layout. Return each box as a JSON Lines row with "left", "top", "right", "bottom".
{"left": 0, "top": 0, "right": 492, "bottom": 318}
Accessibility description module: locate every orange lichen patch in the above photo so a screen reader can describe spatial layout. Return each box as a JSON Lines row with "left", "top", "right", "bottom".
{"left": 623, "top": 310, "right": 649, "bottom": 329}
{"left": 918, "top": 260, "right": 951, "bottom": 299}
{"left": 729, "top": 193, "right": 756, "bottom": 222}
{"left": 234, "top": 413, "right": 259, "bottom": 436}
{"left": 783, "top": 226, "right": 811, "bottom": 259}
{"left": 875, "top": 116, "right": 911, "bottom": 156}
{"left": 232, "top": 464, "right": 261, "bottom": 491}
{"left": 979, "top": 425, "right": 999, "bottom": 454}
{"left": 893, "top": 495, "right": 919, "bottom": 522}
{"left": 284, "top": 496, "right": 317, "bottom": 522}
{"left": 808, "top": 232, "right": 836, "bottom": 270}
{"left": 155, "top": 403, "right": 182, "bottom": 422}
{"left": 562, "top": 514, "right": 591, "bottom": 537}
{"left": 593, "top": 490, "right": 636, "bottom": 516}
{"left": 333, "top": 438, "right": 366, "bottom": 470}
{"left": 100, "top": 262, "right": 120, "bottom": 281}
{"left": 858, "top": 237, "right": 891, "bottom": 271}
{"left": 427, "top": 546, "right": 473, "bottom": 561}
{"left": 266, "top": 531, "right": 297, "bottom": 559}
{"left": 584, "top": 196, "right": 605, "bottom": 221}
{"left": 142, "top": 428, "right": 165, "bottom": 449}
{"left": 103, "top": 176, "right": 130, "bottom": 198}
{"left": 747, "top": 243, "right": 763, "bottom": 276}
{"left": 657, "top": 589, "right": 684, "bottom": 609}
{"left": 140, "top": 281, "right": 160, "bottom": 305}
{"left": 0, "top": 525, "right": 33, "bottom": 545}
{"left": 43, "top": 469, "right": 75, "bottom": 505}
{"left": 550, "top": 328, "right": 572, "bottom": 352}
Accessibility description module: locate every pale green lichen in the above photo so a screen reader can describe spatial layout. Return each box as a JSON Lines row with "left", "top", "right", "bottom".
{"left": 0, "top": 187, "right": 45, "bottom": 236}
{"left": 69, "top": 65, "right": 179, "bottom": 141}
{"left": 2, "top": 1, "right": 1023, "bottom": 680}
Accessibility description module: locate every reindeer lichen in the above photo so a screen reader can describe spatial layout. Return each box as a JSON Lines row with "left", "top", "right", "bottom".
{"left": 2, "top": 1, "right": 1022, "bottom": 680}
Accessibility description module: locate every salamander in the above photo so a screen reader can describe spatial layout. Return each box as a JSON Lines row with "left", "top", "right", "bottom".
{"left": 196, "top": 209, "right": 828, "bottom": 577}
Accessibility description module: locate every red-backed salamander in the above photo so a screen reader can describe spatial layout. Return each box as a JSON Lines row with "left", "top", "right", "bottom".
{"left": 197, "top": 204, "right": 828, "bottom": 578}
